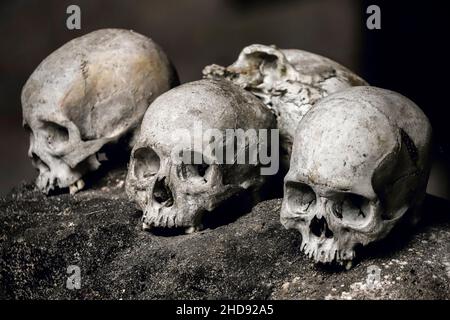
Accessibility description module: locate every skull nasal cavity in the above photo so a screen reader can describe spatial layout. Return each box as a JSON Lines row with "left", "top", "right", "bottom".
{"left": 153, "top": 177, "right": 174, "bottom": 207}
{"left": 310, "top": 216, "right": 334, "bottom": 238}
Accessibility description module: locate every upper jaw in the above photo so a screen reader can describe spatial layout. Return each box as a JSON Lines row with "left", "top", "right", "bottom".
{"left": 36, "top": 171, "right": 85, "bottom": 195}
{"left": 301, "top": 235, "right": 356, "bottom": 267}
{"left": 284, "top": 212, "right": 358, "bottom": 267}
{"left": 33, "top": 152, "right": 100, "bottom": 195}
{"left": 142, "top": 205, "right": 204, "bottom": 231}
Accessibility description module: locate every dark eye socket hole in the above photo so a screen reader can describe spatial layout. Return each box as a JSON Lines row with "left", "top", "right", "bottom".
{"left": 334, "top": 193, "right": 370, "bottom": 224}
{"left": 181, "top": 163, "right": 210, "bottom": 181}
{"left": 347, "top": 193, "right": 365, "bottom": 207}
{"left": 285, "top": 181, "right": 316, "bottom": 214}
{"left": 196, "top": 163, "right": 209, "bottom": 176}
{"left": 257, "top": 52, "right": 278, "bottom": 69}
{"left": 179, "top": 151, "right": 211, "bottom": 181}
{"left": 133, "top": 147, "right": 160, "bottom": 179}
{"left": 41, "top": 121, "right": 69, "bottom": 145}
{"left": 332, "top": 201, "right": 343, "bottom": 219}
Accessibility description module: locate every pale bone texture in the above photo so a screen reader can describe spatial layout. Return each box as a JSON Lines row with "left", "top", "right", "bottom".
{"left": 280, "top": 86, "right": 432, "bottom": 267}
{"left": 203, "top": 44, "right": 367, "bottom": 168}
{"left": 22, "top": 29, "right": 178, "bottom": 194}
{"left": 125, "top": 79, "right": 276, "bottom": 232}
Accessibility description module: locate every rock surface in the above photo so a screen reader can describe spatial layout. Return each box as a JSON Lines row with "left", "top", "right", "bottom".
{"left": 1, "top": 168, "right": 449, "bottom": 299}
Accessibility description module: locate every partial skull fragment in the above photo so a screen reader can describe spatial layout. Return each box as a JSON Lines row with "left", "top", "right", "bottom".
{"left": 203, "top": 44, "right": 367, "bottom": 167}
{"left": 22, "top": 29, "right": 179, "bottom": 194}
{"left": 280, "top": 86, "right": 432, "bottom": 267}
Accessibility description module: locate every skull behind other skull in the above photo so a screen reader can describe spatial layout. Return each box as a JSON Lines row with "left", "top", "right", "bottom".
{"left": 203, "top": 44, "right": 367, "bottom": 168}
{"left": 125, "top": 79, "right": 276, "bottom": 232}
{"left": 281, "top": 86, "right": 432, "bottom": 267}
{"left": 22, "top": 29, "right": 178, "bottom": 194}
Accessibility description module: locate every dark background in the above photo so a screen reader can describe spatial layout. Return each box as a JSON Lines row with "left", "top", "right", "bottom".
{"left": 0, "top": 0, "right": 448, "bottom": 199}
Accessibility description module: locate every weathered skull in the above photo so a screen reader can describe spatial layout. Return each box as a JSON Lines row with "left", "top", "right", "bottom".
{"left": 281, "top": 86, "right": 432, "bottom": 267}
{"left": 126, "top": 79, "right": 276, "bottom": 232}
{"left": 203, "top": 44, "right": 367, "bottom": 167}
{"left": 22, "top": 29, "right": 178, "bottom": 194}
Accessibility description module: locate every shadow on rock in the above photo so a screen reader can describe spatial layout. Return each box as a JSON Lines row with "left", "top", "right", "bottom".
{"left": 360, "top": 194, "right": 450, "bottom": 261}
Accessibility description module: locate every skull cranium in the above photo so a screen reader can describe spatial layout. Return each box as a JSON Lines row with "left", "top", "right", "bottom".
{"left": 22, "top": 29, "right": 178, "bottom": 194}
{"left": 280, "top": 86, "right": 432, "bottom": 267}
{"left": 125, "top": 79, "right": 276, "bottom": 232}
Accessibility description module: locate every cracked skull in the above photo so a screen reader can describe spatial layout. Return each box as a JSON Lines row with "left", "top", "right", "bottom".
{"left": 280, "top": 86, "right": 432, "bottom": 267}
{"left": 203, "top": 44, "right": 367, "bottom": 168}
{"left": 22, "top": 28, "right": 178, "bottom": 194}
{"left": 125, "top": 79, "right": 276, "bottom": 232}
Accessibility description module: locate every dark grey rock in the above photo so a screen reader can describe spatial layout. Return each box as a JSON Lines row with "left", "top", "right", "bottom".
{"left": 1, "top": 168, "right": 449, "bottom": 299}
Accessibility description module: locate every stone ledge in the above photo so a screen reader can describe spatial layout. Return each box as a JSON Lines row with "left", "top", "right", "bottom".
{"left": 1, "top": 169, "right": 449, "bottom": 299}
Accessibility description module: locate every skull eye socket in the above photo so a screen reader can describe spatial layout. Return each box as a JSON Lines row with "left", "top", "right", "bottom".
{"left": 285, "top": 181, "right": 316, "bottom": 215}
{"left": 133, "top": 147, "right": 160, "bottom": 179}
{"left": 178, "top": 151, "right": 211, "bottom": 182}
{"left": 332, "top": 194, "right": 371, "bottom": 227}
{"left": 181, "top": 163, "right": 209, "bottom": 179}
{"left": 41, "top": 121, "right": 69, "bottom": 149}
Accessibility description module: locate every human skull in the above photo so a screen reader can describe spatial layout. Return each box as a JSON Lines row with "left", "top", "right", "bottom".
{"left": 280, "top": 86, "right": 432, "bottom": 267}
{"left": 125, "top": 79, "right": 276, "bottom": 232}
{"left": 203, "top": 44, "right": 367, "bottom": 167}
{"left": 22, "top": 28, "right": 178, "bottom": 194}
